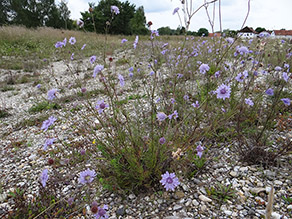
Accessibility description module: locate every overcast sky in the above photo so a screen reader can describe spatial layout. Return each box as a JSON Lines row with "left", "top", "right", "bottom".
{"left": 59, "top": 0, "right": 292, "bottom": 32}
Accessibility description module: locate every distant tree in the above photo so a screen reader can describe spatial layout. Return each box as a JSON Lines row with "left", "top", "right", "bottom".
{"left": 157, "top": 26, "right": 174, "bottom": 35}
{"left": 255, "top": 27, "right": 266, "bottom": 33}
{"left": 58, "top": 0, "right": 71, "bottom": 29}
{"left": 197, "top": 28, "right": 209, "bottom": 37}
{"left": 0, "top": 0, "right": 10, "bottom": 25}
{"left": 130, "top": 6, "right": 148, "bottom": 35}
{"left": 222, "top": 29, "right": 237, "bottom": 37}
{"left": 187, "top": 31, "right": 197, "bottom": 36}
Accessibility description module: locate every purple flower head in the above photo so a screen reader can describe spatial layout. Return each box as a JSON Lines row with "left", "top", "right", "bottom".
{"left": 48, "top": 89, "right": 58, "bottom": 101}
{"left": 133, "top": 36, "right": 139, "bottom": 49}
{"left": 55, "top": 41, "right": 64, "bottom": 48}
{"left": 69, "top": 37, "right": 76, "bottom": 45}
{"left": 192, "top": 101, "right": 200, "bottom": 108}
{"left": 121, "top": 38, "right": 128, "bottom": 44}
{"left": 183, "top": 95, "right": 189, "bottom": 101}
{"left": 129, "top": 67, "right": 134, "bottom": 72}
{"left": 129, "top": 72, "right": 133, "bottom": 78}
{"left": 199, "top": 63, "right": 210, "bottom": 74}
{"left": 235, "top": 71, "right": 248, "bottom": 82}
{"left": 43, "top": 138, "right": 55, "bottom": 151}
{"left": 281, "top": 98, "right": 291, "bottom": 106}
{"left": 215, "top": 84, "right": 231, "bottom": 100}
{"left": 36, "top": 84, "right": 41, "bottom": 89}
{"left": 95, "top": 100, "right": 109, "bottom": 114}
{"left": 215, "top": 71, "right": 220, "bottom": 78}
{"left": 68, "top": 197, "right": 74, "bottom": 206}
{"left": 71, "top": 53, "right": 74, "bottom": 60}
{"left": 226, "top": 37, "right": 234, "bottom": 44}
{"left": 81, "top": 44, "right": 86, "bottom": 50}
{"left": 149, "top": 71, "right": 154, "bottom": 76}
{"left": 41, "top": 116, "right": 57, "bottom": 131}
{"left": 245, "top": 98, "right": 254, "bottom": 106}
{"left": 157, "top": 112, "right": 167, "bottom": 122}
{"left": 151, "top": 30, "right": 159, "bottom": 40}
{"left": 63, "top": 38, "right": 67, "bottom": 47}
{"left": 90, "top": 55, "right": 97, "bottom": 64}
{"left": 40, "top": 169, "right": 49, "bottom": 188}
{"left": 111, "top": 5, "right": 120, "bottom": 15}
{"left": 282, "top": 72, "right": 289, "bottom": 82}
{"left": 170, "top": 98, "right": 176, "bottom": 104}
{"left": 93, "top": 65, "right": 104, "bottom": 78}
{"left": 94, "top": 205, "right": 109, "bottom": 219}
{"left": 173, "top": 7, "right": 180, "bottom": 15}
{"left": 265, "top": 88, "right": 274, "bottom": 96}
{"left": 159, "top": 137, "right": 166, "bottom": 145}
{"left": 161, "top": 49, "right": 167, "bottom": 55}
{"left": 160, "top": 171, "right": 180, "bottom": 191}
{"left": 168, "top": 110, "right": 178, "bottom": 120}
{"left": 77, "top": 20, "right": 84, "bottom": 28}
{"left": 284, "top": 63, "right": 289, "bottom": 69}
{"left": 118, "top": 74, "right": 125, "bottom": 87}
{"left": 237, "top": 46, "right": 249, "bottom": 55}
{"left": 79, "top": 169, "right": 96, "bottom": 185}
{"left": 196, "top": 144, "right": 204, "bottom": 158}
{"left": 80, "top": 149, "right": 86, "bottom": 155}
{"left": 275, "top": 66, "right": 282, "bottom": 71}
{"left": 281, "top": 39, "right": 285, "bottom": 44}
{"left": 177, "top": 73, "right": 183, "bottom": 79}
{"left": 81, "top": 87, "right": 87, "bottom": 93}
{"left": 155, "top": 97, "right": 161, "bottom": 103}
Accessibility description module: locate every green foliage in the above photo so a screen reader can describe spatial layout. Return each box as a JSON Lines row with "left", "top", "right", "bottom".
{"left": 197, "top": 28, "right": 209, "bottom": 36}
{"left": 255, "top": 27, "right": 266, "bottom": 33}
{"left": 130, "top": 6, "right": 149, "bottom": 35}
{"left": 28, "top": 101, "right": 62, "bottom": 113}
{"left": 206, "top": 183, "right": 236, "bottom": 204}
{"left": 0, "top": 108, "right": 10, "bottom": 118}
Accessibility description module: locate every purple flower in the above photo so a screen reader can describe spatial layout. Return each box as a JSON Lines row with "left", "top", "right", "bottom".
{"left": 215, "top": 84, "right": 231, "bottom": 100}
{"left": 68, "top": 197, "right": 74, "bottom": 206}
{"left": 90, "top": 55, "right": 97, "bottom": 64}
{"left": 129, "top": 67, "right": 134, "bottom": 72}
{"left": 47, "top": 88, "right": 58, "bottom": 100}
{"left": 55, "top": 41, "right": 64, "bottom": 48}
{"left": 265, "top": 88, "right": 274, "bottom": 96}
{"left": 129, "top": 72, "right": 133, "bottom": 78}
{"left": 173, "top": 7, "right": 180, "bottom": 15}
{"left": 168, "top": 110, "right": 178, "bottom": 120}
{"left": 81, "top": 44, "right": 86, "bottom": 50}
{"left": 196, "top": 145, "right": 204, "bottom": 158}
{"left": 177, "top": 73, "right": 183, "bottom": 79}
{"left": 118, "top": 74, "right": 125, "bottom": 87}
{"left": 159, "top": 137, "right": 166, "bottom": 145}
{"left": 79, "top": 169, "right": 96, "bottom": 185}
{"left": 170, "top": 98, "right": 176, "bottom": 104}
{"left": 77, "top": 20, "right": 84, "bottom": 28}
{"left": 94, "top": 204, "right": 109, "bottom": 219}
{"left": 160, "top": 171, "right": 180, "bottom": 191}
{"left": 133, "top": 36, "right": 139, "bottom": 49}
{"left": 245, "top": 98, "right": 254, "bottom": 106}
{"left": 282, "top": 72, "right": 289, "bottom": 82}
{"left": 93, "top": 65, "right": 104, "bottom": 77}
{"left": 43, "top": 138, "right": 55, "bottom": 151}
{"left": 111, "top": 5, "right": 120, "bottom": 15}
{"left": 151, "top": 30, "right": 159, "bottom": 40}
{"left": 80, "top": 149, "right": 86, "bottom": 155}
{"left": 63, "top": 38, "right": 67, "bottom": 47}
{"left": 36, "top": 84, "right": 41, "bottom": 89}
{"left": 81, "top": 87, "right": 87, "bottom": 93}
{"left": 235, "top": 71, "right": 248, "bottom": 82}
{"left": 41, "top": 116, "right": 57, "bottom": 131}
{"left": 284, "top": 63, "right": 289, "bottom": 69}
{"left": 183, "top": 95, "right": 189, "bottom": 101}
{"left": 275, "top": 66, "right": 282, "bottom": 71}
{"left": 95, "top": 100, "right": 109, "bottom": 114}
{"left": 71, "top": 53, "right": 74, "bottom": 60}
{"left": 226, "top": 37, "right": 234, "bottom": 44}
{"left": 237, "top": 46, "right": 249, "bottom": 55}
{"left": 161, "top": 49, "right": 167, "bottom": 55}
{"left": 121, "top": 38, "right": 128, "bottom": 44}
{"left": 40, "top": 169, "right": 49, "bottom": 188}
{"left": 155, "top": 97, "right": 161, "bottom": 103}
{"left": 199, "top": 63, "right": 210, "bottom": 74}
{"left": 69, "top": 37, "right": 76, "bottom": 45}
{"left": 192, "top": 101, "right": 200, "bottom": 108}
{"left": 149, "top": 71, "right": 154, "bottom": 76}
{"left": 157, "top": 112, "right": 167, "bottom": 122}
{"left": 281, "top": 98, "right": 291, "bottom": 106}
{"left": 215, "top": 71, "right": 220, "bottom": 78}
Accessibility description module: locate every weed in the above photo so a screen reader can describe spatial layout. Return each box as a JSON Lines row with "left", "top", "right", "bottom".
{"left": 206, "top": 183, "right": 236, "bottom": 205}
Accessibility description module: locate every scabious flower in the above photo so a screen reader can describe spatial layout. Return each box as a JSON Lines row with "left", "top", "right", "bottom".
{"left": 81, "top": 44, "right": 87, "bottom": 50}
{"left": 159, "top": 137, "right": 166, "bottom": 145}
{"left": 157, "top": 112, "right": 167, "bottom": 122}
{"left": 77, "top": 20, "right": 84, "bottom": 28}
{"left": 245, "top": 98, "right": 254, "bottom": 106}
{"left": 192, "top": 101, "right": 200, "bottom": 108}
{"left": 151, "top": 30, "right": 159, "bottom": 40}
{"left": 71, "top": 53, "right": 74, "bottom": 60}
{"left": 226, "top": 37, "right": 234, "bottom": 44}
{"left": 215, "top": 84, "right": 231, "bottom": 100}
{"left": 160, "top": 171, "right": 180, "bottom": 191}
{"left": 90, "top": 55, "right": 97, "bottom": 64}
{"left": 183, "top": 95, "right": 189, "bottom": 101}
{"left": 173, "top": 7, "right": 180, "bottom": 15}
{"left": 118, "top": 74, "right": 125, "bottom": 87}
{"left": 69, "top": 37, "right": 76, "bottom": 45}
{"left": 95, "top": 100, "right": 109, "bottom": 114}
{"left": 235, "top": 70, "right": 248, "bottom": 82}
{"left": 275, "top": 66, "right": 282, "bottom": 71}
{"left": 236, "top": 46, "right": 249, "bottom": 55}
{"left": 93, "top": 65, "right": 104, "bottom": 78}
{"left": 199, "top": 63, "right": 210, "bottom": 74}
{"left": 79, "top": 169, "right": 96, "bottom": 185}
{"left": 43, "top": 138, "right": 55, "bottom": 151}
{"left": 282, "top": 72, "right": 289, "bottom": 82}
{"left": 36, "top": 84, "right": 41, "bottom": 89}
{"left": 284, "top": 63, "right": 289, "bottom": 69}
{"left": 55, "top": 41, "right": 64, "bottom": 48}
{"left": 111, "top": 5, "right": 120, "bottom": 15}
{"left": 40, "top": 169, "right": 49, "bottom": 188}
{"left": 170, "top": 98, "right": 176, "bottom": 104}
{"left": 168, "top": 110, "right": 178, "bottom": 120}
{"left": 41, "top": 116, "right": 57, "bottom": 131}
{"left": 215, "top": 71, "right": 220, "bottom": 78}
{"left": 133, "top": 36, "right": 139, "bottom": 49}
{"left": 281, "top": 98, "right": 291, "bottom": 106}
{"left": 121, "top": 38, "right": 128, "bottom": 44}
{"left": 48, "top": 89, "right": 58, "bottom": 100}
{"left": 265, "top": 88, "right": 274, "bottom": 96}
{"left": 196, "top": 144, "right": 204, "bottom": 158}
{"left": 94, "top": 204, "right": 109, "bottom": 219}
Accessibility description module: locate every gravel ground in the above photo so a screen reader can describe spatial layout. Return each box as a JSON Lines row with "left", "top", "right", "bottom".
{"left": 0, "top": 58, "right": 291, "bottom": 219}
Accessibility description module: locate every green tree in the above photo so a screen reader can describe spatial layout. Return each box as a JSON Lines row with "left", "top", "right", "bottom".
{"left": 255, "top": 27, "right": 266, "bottom": 33}
{"left": 157, "top": 26, "right": 174, "bottom": 35}
{"left": 130, "top": 6, "right": 148, "bottom": 35}
{"left": 222, "top": 29, "right": 237, "bottom": 37}
{"left": 197, "top": 28, "right": 209, "bottom": 37}
{"left": 0, "top": 0, "right": 10, "bottom": 25}
{"left": 58, "top": 0, "right": 71, "bottom": 29}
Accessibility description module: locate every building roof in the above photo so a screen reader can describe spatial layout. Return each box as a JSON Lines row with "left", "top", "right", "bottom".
{"left": 208, "top": 32, "right": 221, "bottom": 37}
{"left": 238, "top": 26, "right": 257, "bottom": 34}
{"left": 273, "top": 30, "right": 292, "bottom": 36}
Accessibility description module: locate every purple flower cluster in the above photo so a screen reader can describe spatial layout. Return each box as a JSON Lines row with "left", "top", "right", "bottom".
{"left": 133, "top": 36, "right": 139, "bottom": 49}
{"left": 111, "top": 5, "right": 120, "bottom": 15}
{"left": 93, "top": 65, "right": 104, "bottom": 77}
{"left": 118, "top": 74, "right": 125, "bottom": 87}
{"left": 157, "top": 112, "right": 167, "bottom": 122}
{"left": 79, "top": 169, "right": 96, "bottom": 185}
{"left": 196, "top": 144, "right": 204, "bottom": 158}
{"left": 40, "top": 169, "right": 49, "bottom": 188}
{"left": 199, "top": 63, "right": 210, "bottom": 74}
{"left": 47, "top": 88, "right": 58, "bottom": 100}
{"left": 43, "top": 138, "right": 55, "bottom": 151}
{"left": 41, "top": 116, "right": 57, "bottom": 131}
{"left": 160, "top": 171, "right": 180, "bottom": 191}
{"left": 96, "top": 100, "right": 109, "bottom": 114}
{"left": 90, "top": 55, "right": 97, "bottom": 64}
{"left": 215, "top": 84, "right": 231, "bottom": 100}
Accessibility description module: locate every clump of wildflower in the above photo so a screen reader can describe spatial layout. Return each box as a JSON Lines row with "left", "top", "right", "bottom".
{"left": 245, "top": 98, "right": 254, "bottom": 106}
{"left": 69, "top": 37, "right": 76, "bottom": 45}
{"left": 281, "top": 98, "right": 291, "bottom": 106}
{"left": 160, "top": 171, "right": 180, "bottom": 191}
{"left": 236, "top": 46, "right": 249, "bottom": 55}
{"left": 133, "top": 36, "right": 139, "bottom": 49}
{"left": 90, "top": 55, "right": 97, "bottom": 64}
{"left": 77, "top": 20, "right": 84, "bottom": 28}
{"left": 41, "top": 116, "right": 57, "bottom": 131}
{"left": 265, "top": 88, "right": 274, "bottom": 96}
{"left": 40, "top": 169, "right": 49, "bottom": 188}
{"left": 215, "top": 84, "right": 231, "bottom": 100}
{"left": 157, "top": 112, "right": 167, "bottom": 122}
{"left": 199, "top": 63, "right": 210, "bottom": 74}
{"left": 118, "top": 74, "right": 125, "bottom": 87}
{"left": 173, "top": 7, "right": 179, "bottom": 15}
{"left": 43, "top": 138, "right": 55, "bottom": 151}
{"left": 196, "top": 144, "right": 204, "bottom": 158}
{"left": 111, "top": 5, "right": 120, "bottom": 15}
{"left": 93, "top": 65, "right": 104, "bottom": 77}
{"left": 79, "top": 169, "right": 96, "bottom": 185}
{"left": 95, "top": 100, "right": 109, "bottom": 114}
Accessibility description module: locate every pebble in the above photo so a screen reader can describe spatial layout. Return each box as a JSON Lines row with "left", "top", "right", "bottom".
{"left": 229, "top": 171, "right": 237, "bottom": 177}
{"left": 224, "top": 210, "right": 232, "bottom": 216}
{"left": 199, "top": 195, "right": 212, "bottom": 202}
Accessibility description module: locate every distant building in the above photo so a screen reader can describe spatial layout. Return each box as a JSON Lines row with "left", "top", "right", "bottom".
{"left": 271, "top": 30, "right": 292, "bottom": 39}
{"left": 237, "top": 26, "right": 258, "bottom": 38}
{"left": 208, "top": 32, "right": 221, "bottom": 37}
